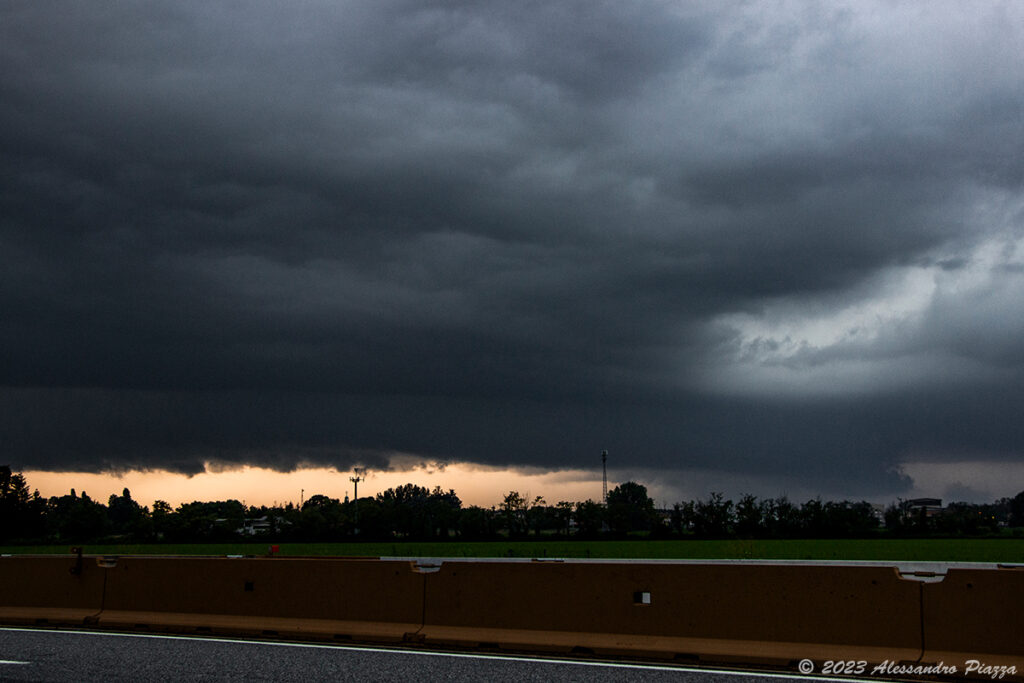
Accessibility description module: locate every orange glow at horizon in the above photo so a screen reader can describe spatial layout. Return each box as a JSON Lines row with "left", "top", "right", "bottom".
{"left": 21, "top": 464, "right": 607, "bottom": 510}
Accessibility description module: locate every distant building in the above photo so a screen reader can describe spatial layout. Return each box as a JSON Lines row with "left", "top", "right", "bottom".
{"left": 906, "top": 498, "right": 943, "bottom": 518}
{"left": 238, "top": 516, "right": 273, "bottom": 536}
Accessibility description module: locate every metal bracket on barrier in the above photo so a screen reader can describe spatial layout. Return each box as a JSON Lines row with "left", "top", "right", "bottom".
{"left": 413, "top": 562, "right": 442, "bottom": 573}
{"left": 69, "top": 547, "right": 83, "bottom": 576}
{"left": 96, "top": 557, "right": 118, "bottom": 568}
{"left": 898, "top": 570, "right": 946, "bottom": 583}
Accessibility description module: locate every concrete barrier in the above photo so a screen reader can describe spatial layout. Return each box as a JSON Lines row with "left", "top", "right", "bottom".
{"left": 921, "top": 567, "right": 1024, "bottom": 678}
{"left": 421, "top": 562, "right": 923, "bottom": 666}
{"left": 0, "top": 554, "right": 106, "bottom": 626}
{"left": 4, "top": 555, "right": 1022, "bottom": 680}
{"left": 95, "top": 557, "right": 426, "bottom": 642}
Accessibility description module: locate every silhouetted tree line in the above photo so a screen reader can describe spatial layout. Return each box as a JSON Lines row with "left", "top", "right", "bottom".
{"left": 2, "top": 466, "right": 1023, "bottom": 544}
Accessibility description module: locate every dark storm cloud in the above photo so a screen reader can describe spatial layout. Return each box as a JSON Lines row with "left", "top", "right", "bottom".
{"left": 2, "top": 1, "right": 1023, "bottom": 498}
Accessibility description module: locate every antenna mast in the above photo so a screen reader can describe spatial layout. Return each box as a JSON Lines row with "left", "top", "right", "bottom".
{"left": 602, "top": 450, "right": 608, "bottom": 503}
{"left": 349, "top": 472, "right": 363, "bottom": 500}
{"left": 350, "top": 468, "right": 365, "bottom": 532}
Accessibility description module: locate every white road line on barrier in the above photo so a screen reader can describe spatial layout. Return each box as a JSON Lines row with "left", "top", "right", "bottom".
{"left": 0, "top": 627, "right": 872, "bottom": 681}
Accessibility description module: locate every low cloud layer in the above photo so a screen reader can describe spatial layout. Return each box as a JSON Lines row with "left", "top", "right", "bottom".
{"left": 2, "top": 1, "right": 1023, "bottom": 500}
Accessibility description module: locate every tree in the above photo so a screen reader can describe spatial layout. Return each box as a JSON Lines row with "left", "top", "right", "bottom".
{"left": 355, "top": 497, "right": 390, "bottom": 539}
{"left": 108, "top": 488, "right": 151, "bottom": 540}
{"left": 151, "top": 500, "right": 173, "bottom": 539}
{"left": 764, "top": 496, "right": 800, "bottom": 538}
{"left": 606, "top": 482, "right": 657, "bottom": 534}
{"left": 800, "top": 498, "right": 827, "bottom": 537}
{"left": 819, "top": 501, "right": 880, "bottom": 537}
{"left": 574, "top": 499, "right": 606, "bottom": 538}
{"left": 525, "top": 496, "right": 547, "bottom": 536}
{"left": 298, "top": 494, "right": 346, "bottom": 540}
{"left": 501, "top": 491, "right": 529, "bottom": 537}
{"left": 373, "top": 484, "right": 462, "bottom": 539}
{"left": 669, "top": 502, "right": 686, "bottom": 535}
{"left": 883, "top": 500, "right": 911, "bottom": 534}
{"left": 458, "top": 505, "right": 497, "bottom": 540}
{"left": 0, "top": 466, "right": 45, "bottom": 542}
{"left": 426, "top": 487, "right": 462, "bottom": 539}
{"left": 735, "top": 494, "right": 764, "bottom": 538}
{"left": 46, "top": 490, "right": 111, "bottom": 542}
{"left": 936, "top": 502, "right": 1000, "bottom": 537}
{"left": 1010, "top": 491, "right": 1024, "bottom": 527}
{"left": 171, "top": 500, "right": 245, "bottom": 541}
{"left": 690, "top": 492, "right": 734, "bottom": 537}
{"left": 377, "top": 484, "right": 430, "bottom": 538}
{"left": 554, "top": 501, "right": 575, "bottom": 536}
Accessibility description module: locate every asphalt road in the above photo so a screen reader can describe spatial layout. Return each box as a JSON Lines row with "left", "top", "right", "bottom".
{"left": 0, "top": 628, "right": 868, "bottom": 683}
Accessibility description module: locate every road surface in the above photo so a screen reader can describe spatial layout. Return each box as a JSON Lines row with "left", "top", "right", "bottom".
{"left": 0, "top": 627, "right": 880, "bottom": 682}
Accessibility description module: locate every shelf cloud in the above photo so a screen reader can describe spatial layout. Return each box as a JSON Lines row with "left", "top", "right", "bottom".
{"left": 2, "top": 1, "right": 1023, "bottom": 501}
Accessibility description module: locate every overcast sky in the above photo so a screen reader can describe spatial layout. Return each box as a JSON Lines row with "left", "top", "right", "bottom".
{"left": 2, "top": 1, "right": 1023, "bottom": 503}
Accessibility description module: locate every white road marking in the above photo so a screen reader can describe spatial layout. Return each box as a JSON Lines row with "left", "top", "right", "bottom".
{"left": 0, "top": 627, "right": 874, "bottom": 681}
{"left": 0, "top": 660, "right": 30, "bottom": 665}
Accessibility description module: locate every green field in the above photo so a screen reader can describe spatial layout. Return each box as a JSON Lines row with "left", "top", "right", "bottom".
{"left": 3, "top": 538, "right": 1024, "bottom": 562}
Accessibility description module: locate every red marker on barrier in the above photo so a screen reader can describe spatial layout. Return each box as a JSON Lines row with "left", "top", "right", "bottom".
{"left": 268, "top": 545, "right": 279, "bottom": 556}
